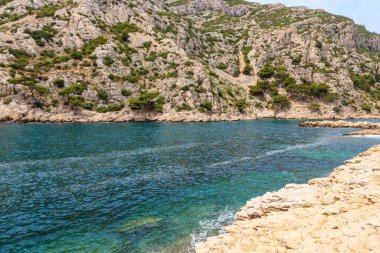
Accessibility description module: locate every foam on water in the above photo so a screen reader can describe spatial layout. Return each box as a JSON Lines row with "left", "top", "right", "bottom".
{"left": 0, "top": 143, "right": 199, "bottom": 170}
{"left": 346, "top": 135, "right": 380, "bottom": 139}
{"left": 189, "top": 207, "right": 235, "bottom": 252}
{"left": 208, "top": 139, "right": 328, "bottom": 167}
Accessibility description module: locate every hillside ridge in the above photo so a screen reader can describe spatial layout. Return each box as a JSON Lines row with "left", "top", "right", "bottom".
{"left": 0, "top": 0, "right": 379, "bottom": 122}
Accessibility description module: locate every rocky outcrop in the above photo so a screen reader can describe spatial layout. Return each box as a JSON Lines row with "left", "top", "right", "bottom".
{"left": 1, "top": 104, "right": 380, "bottom": 123}
{"left": 354, "top": 26, "right": 380, "bottom": 50}
{"left": 196, "top": 145, "right": 380, "bottom": 252}
{"left": 299, "top": 120, "right": 380, "bottom": 129}
{"left": 169, "top": 0, "right": 249, "bottom": 16}
{"left": 344, "top": 129, "right": 380, "bottom": 136}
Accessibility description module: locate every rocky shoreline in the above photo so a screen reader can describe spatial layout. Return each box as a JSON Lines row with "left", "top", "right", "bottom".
{"left": 196, "top": 145, "right": 380, "bottom": 252}
{"left": 343, "top": 129, "right": 380, "bottom": 136}
{"left": 1, "top": 104, "right": 380, "bottom": 123}
{"left": 299, "top": 120, "right": 380, "bottom": 129}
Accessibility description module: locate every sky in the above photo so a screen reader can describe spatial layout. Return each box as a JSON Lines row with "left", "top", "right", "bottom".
{"left": 250, "top": 0, "right": 380, "bottom": 33}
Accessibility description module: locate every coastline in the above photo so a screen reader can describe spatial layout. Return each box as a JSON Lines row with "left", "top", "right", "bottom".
{"left": 344, "top": 129, "right": 380, "bottom": 136}
{"left": 196, "top": 145, "right": 380, "bottom": 252}
{"left": 1, "top": 104, "right": 380, "bottom": 123}
{"left": 299, "top": 120, "right": 380, "bottom": 129}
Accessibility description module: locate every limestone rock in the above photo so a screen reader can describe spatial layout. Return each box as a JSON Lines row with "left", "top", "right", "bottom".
{"left": 196, "top": 145, "right": 380, "bottom": 252}
{"left": 0, "top": 0, "right": 379, "bottom": 122}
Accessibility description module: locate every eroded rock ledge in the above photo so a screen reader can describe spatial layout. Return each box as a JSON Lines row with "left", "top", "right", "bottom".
{"left": 299, "top": 120, "right": 380, "bottom": 129}
{"left": 343, "top": 129, "right": 380, "bottom": 136}
{"left": 196, "top": 145, "right": 380, "bottom": 253}
{"left": 1, "top": 103, "right": 380, "bottom": 123}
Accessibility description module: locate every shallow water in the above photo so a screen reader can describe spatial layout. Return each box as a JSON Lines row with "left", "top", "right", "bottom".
{"left": 0, "top": 120, "right": 379, "bottom": 253}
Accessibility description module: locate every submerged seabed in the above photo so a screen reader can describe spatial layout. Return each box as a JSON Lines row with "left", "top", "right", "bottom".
{"left": 0, "top": 120, "right": 379, "bottom": 252}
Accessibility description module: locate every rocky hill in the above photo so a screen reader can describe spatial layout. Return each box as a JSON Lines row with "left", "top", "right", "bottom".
{"left": 0, "top": 0, "right": 379, "bottom": 122}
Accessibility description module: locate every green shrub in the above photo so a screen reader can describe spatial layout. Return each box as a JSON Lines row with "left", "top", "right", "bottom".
{"left": 136, "top": 68, "right": 149, "bottom": 76}
{"left": 53, "top": 79, "right": 65, "bottom": 88}
{"left": 308, "top": 102, "right": 321, "bottom": 112}
{"left": 249, "top": 80, "right": 274, "bottom": 96}
{"left": 97, "top": 89, "right": 108, "bottom": 101}
{"left": 58, "top": 83, "right": 87, "bottom": 97}
{"left": 286, "top": 83, "right": 330, "bottom": 100}
{"left": 257, "top": 80, "right": 272, "bottom": 90}
{"left": 52, "top": 55, "right": 71, "bottom": 64}
{"left": 350, "top": 73, "right": 376, "bottom": 92}
{"left": 185, "top": 70, "right": 194, "bottom": 78}
{"left": 33, "top": 100, "right": 45, "bottom": 108}
{"left": 9, "top": 48, "right": 31, "bottom": 58}
{"left": 242, "top": 64, "right": 253, "bottom": 75}
{"left": 103, "top": 56, "right": 114, "bottom": 66}
{"left": 199, "top": 101, "right": 212, "bottom": 113}
{"left": 27, "top": 25, "right": 57, "bottom": 47}
{"left": 70, "top": 51, "right": 83, "bottom": 60}
{"left": 96, "top": 103, "right": 125, "bottom": 113}
{"left": 145, "top": 52, "right": 157, "bottom": 61}
{"left": 249, "top": 85, "right": 264, "bottom": 96}
{"left": 194, "top": 86, "right": 206, "bottom": 93}
{"left": 141, "top": 41, "right": 152, "bottom": 49}
{"left": 361, "top": 103, "right": 372, "bottom": 112}
{"left": 3, "top": 97, "right": 12, "bottom": 105}
{"left": 81, "top": 102, "right": 95, "bottom": 110}
{"left": 41, "top": 50, "right": 56, "bottom": 58}
{"left": 257, "top": 63, "right": 275, "bottom": 79}
{"left": 157, "top": 52, "right": 169, "bottom": 59}
{"left": 271, "top": 95, "right": 291, "bottom": 110}
{"left": 322, "top": 93, "right": 339, "bottom": 103}
{"left": 68, "top": 96, "right": 94, "bottom": 110}
{"left": 34, "top": 85, "right": 49, "bottom": 95}
{"left": 180, "top": 85, "right": 190, "bottom": 91}
{"left": 7, "top": 76, "right": 37, "bottom": 86}
{"left": 184, "top": 61, "right": 193, "bottom": 67}
{"left": 9, "top": 58, "right": 29, "bottom": 69}
{"left": 274, "top": 70, "right": 290, "bottom": 84}
{"left": 167, "top": 70, "right": 178, "bottom": 78}
{"left": 110, "top": 22, "right": 139, "bottom": 43}
{"left": 284, "top": 77, "right": 296, "bottom": 87}
{"left": 375, "top": 73, "right": 380, "bottom": 82}
{"left": 242, "top": 46, "right": 252, "bottom": 64}
{"left": 216, "top": 63, "right": 227, "bottom": 70}
{"left": 342, "top": 99, "right": 354, "bottom": 107}
{"left": 7, "top": 76, "right": 50, "bottom": 95}
{"left": 269, "top": 88, "right": 279, "bottom": 97}
{"left": 291, "top": 55, "right": 302, "bottom": 65}
{"left": 37, "top": 5, "right": 59, "bottom": 17}
{"left": 124, "top": 75, "right": 138, "bottom": 83}
{"left": 129, "top": 91, "right": 165, "bottom": 112}
{"left": 235, "top": 99, "right": 248, "bottom": 112}
{"left": 0, "top": 0, "right": 13, "bottom": 6}
{"left": 233, "top": 68, "right": 240, "bottom": 77}
{"left": 226, "top": 88, "right": 234, "bottom": 97}
{"left": 121, "top": 88, "right": 132, "bottom": 97}
{"left": 177, "top": 103, "right": 192, "bottom": 112}
{"left": 82, "top": 37, "right": 107, "bottom": 55}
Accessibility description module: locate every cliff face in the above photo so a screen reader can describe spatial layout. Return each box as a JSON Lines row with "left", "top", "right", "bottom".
{"left": 0, "top": 0, "right": 379, "bottom": 122}
{"left": 168, "top": 0, "right": 249, "bottom": 16}
{"left": 196, "top": 145, "right": 380, "bottom": 252}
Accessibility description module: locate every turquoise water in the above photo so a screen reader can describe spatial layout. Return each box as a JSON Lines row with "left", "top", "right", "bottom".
{"left": 0, "top": 120, "right": 379, "bottom": 253}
